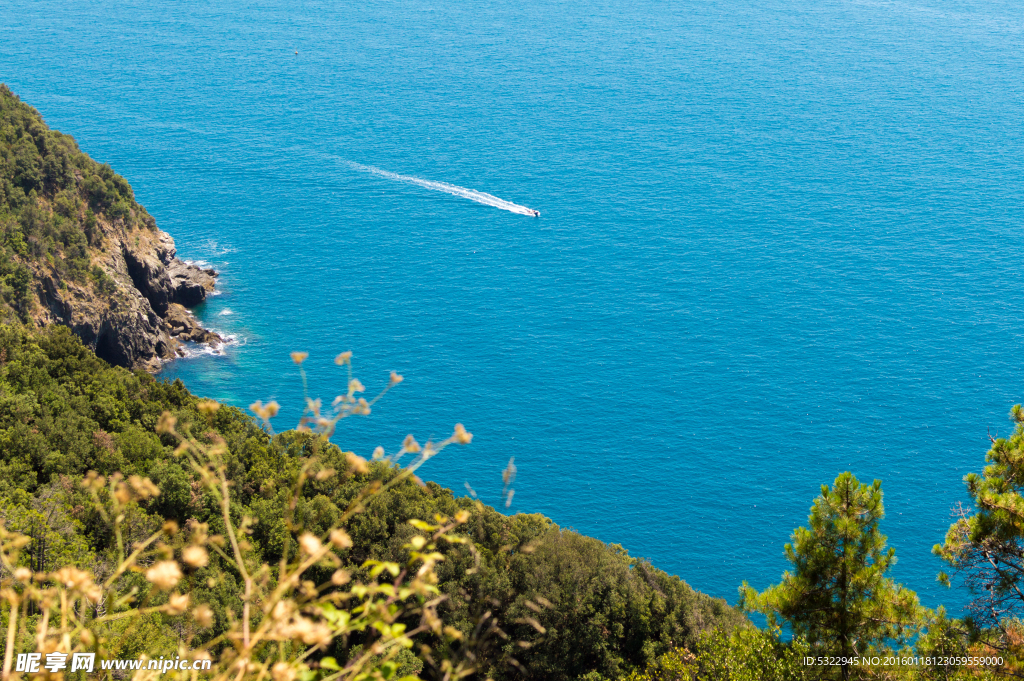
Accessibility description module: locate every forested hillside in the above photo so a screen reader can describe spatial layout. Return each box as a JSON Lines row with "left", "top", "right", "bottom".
{"left": 0, "top": 323, "right": 742, "bottom": 679}
{"left": 0, "top": 85, "right": 220, "bottom": 370}
{"left": 0, "top": 86, "right": 144, "bottom": 312}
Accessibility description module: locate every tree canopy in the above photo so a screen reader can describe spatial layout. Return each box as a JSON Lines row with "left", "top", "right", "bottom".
{"left": 935, "top": 404, "right": 1024, "bottom": 668}
{"left": 0, "top": 84, "right": 151, "bottom": 318}
{"left": 740, "top": 473, "right": 920, "bottom": 680}
{"left": 0, "top": 323, "right": 742, "bottom": 680}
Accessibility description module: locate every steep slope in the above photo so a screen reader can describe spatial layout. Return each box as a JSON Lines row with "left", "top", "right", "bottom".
{"left": 0, "top": 323, "right": 746, "bottom": 677}
{"left": 0, "top": 84, "right": 219, "bottom": 371}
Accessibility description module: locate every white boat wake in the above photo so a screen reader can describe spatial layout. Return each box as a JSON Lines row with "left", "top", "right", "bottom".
{"left": 347, "top": 162, "right": 539, "bottom": 216}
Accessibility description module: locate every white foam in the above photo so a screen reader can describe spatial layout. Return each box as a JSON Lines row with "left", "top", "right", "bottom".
{"left": 177, "top": 344, "right": 222, "bottom": 359}
{"left": 219, "top": 309, "right": 233, "bottom": 316}
{"left": 200, "top": 240, "right": 236, "bottom": 256}
{"left": 347, "top": 162, "right": 539, "bottom": 216}
{"left": 175, "top": 331, "right": 244, "bottom": 360}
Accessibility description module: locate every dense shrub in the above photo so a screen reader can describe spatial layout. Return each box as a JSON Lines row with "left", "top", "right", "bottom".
{"left": 0, "top": 324, "right": 741, "bottom": 679}
{"left": 0, "top": 83, "right": 158, "bottom": 312}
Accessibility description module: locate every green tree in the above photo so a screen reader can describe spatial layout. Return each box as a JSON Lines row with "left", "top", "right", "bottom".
{"left": 623, "top": 626, "right": 811, "bottom": 681}
{"left": 739, "top": 472, "right": 920, "bottom": 680}
{"left": 934, "top": 404, "right": 1024, "bottom": 668}
{"left": 0, "top": 323, "right": 744, "bottom": 680}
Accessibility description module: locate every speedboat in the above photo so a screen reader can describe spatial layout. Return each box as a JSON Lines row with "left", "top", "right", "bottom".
{"left": 531, "top": 209, "right": 540, "bottom": 217}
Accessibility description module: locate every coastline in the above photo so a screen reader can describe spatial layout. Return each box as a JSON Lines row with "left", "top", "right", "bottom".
{"left": 0, "top": 85, "right": 225, "bottom": 372}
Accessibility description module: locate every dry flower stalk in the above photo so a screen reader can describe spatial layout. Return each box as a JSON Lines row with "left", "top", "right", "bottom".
{"left": 0, "top": 355, "right": 480, "bottom": 681}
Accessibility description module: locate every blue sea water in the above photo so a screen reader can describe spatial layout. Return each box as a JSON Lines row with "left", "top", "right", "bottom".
{"left": 4, "top": 0, "right": 1024, "bottom": 612}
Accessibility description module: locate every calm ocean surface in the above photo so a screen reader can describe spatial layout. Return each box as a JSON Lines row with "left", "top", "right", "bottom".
{"left": 4, "top": 0, "right": 1024, "bottom": 611}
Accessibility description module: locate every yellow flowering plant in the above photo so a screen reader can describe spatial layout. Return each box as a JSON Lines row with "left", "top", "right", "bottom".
{"left": 0, "top": 354, "right": 479, "bottom": 681}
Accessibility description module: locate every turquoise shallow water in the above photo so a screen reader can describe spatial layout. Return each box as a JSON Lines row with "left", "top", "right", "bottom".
{"left": 4, "top": 0, "right": 1024, "bottom": 610}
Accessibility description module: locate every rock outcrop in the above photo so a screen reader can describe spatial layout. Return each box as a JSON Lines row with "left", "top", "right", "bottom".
{"left": 0, "top": 84, "right": 224, "bottom": 372}
{"left": 29, "top": 223, "right": 222, "bottom": 372}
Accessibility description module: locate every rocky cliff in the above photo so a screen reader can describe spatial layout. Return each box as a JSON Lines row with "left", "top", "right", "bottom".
{"left": 31, "top": 225, "right": 222, "bottom": 372}
{"left": 0, "top": 84, "right": 222, "bottom": 371}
